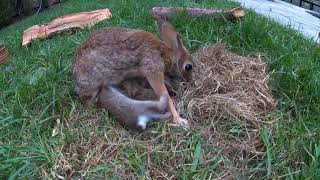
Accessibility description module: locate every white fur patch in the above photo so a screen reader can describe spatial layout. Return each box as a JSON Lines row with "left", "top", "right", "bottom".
{"left": 137, "top": 115, "right": 149, "bottom": 129}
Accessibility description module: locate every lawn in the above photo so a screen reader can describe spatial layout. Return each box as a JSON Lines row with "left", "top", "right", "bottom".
{"left": 0, "top": 0, "right": 319, "bottom": 179}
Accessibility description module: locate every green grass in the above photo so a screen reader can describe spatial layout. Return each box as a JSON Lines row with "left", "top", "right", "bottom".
{"left": 0, "top": 0, "right": 319, "bottom": 179}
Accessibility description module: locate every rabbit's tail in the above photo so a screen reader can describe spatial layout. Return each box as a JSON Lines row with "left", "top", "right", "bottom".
{"left": 137, "top": 112, "right": 171, "bottom": 130}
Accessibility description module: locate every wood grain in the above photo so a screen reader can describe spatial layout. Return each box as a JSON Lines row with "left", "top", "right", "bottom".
{"left": 0, "top": 43, "right": 9, "bottom": 65}
{"left": 151, "top": 7, "right": 245, "bottom": 22}
{"left": 22, "top": 8, "right": 112, "bottom": 47}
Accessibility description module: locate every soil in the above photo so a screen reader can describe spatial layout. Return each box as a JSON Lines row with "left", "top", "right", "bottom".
{"left": 0, "top": 1, "right": 62, "bottom": 30}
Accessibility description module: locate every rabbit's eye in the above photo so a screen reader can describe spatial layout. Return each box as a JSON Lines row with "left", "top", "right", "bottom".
{"left": 184, "top": 64, "right": 193, "bottom": 71}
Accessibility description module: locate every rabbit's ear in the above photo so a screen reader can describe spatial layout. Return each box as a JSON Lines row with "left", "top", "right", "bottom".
{"left": 159, "top": 21, "right": 182, "bottom": 51}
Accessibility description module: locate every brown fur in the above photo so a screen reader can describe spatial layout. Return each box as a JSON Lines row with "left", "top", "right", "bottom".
{"left": 72, "top": 21, "right": 194, "bottom": 128}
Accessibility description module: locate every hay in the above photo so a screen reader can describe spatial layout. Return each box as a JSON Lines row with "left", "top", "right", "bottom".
{"left": 167, "top": 43, "right": 277, "bottom": 177}
{"left": 175, "top": 43, "right": 277, "bottom": 127}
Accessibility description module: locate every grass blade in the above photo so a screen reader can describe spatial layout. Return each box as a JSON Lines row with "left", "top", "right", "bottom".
{"left": 191, "top": 141, "right": 202, "bottom": 171}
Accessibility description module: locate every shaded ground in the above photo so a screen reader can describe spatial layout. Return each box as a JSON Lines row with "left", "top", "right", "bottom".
{"left": 0, "top": 0, "right": 62, "bottom": 29}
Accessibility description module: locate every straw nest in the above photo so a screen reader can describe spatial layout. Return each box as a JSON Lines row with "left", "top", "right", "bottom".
{"left": 172, "top": 43, "right": 277, "bottom": 169}
{"left": 175, "top": 43, "right": 277, "bottom": 127}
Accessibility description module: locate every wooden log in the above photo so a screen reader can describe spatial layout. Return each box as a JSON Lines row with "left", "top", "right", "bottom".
{"left": 22, "top": 8, "right": 112, "bottom": 47}
{"left": 151, "top": 7, "right": 245, "bottom": 22}
{"left": 0, "top": 43, "right": 9, "bottom": 65}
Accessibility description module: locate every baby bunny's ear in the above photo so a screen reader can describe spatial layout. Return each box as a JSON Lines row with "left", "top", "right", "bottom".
{"left": 159, "top": 21, "right": 182, "bottom": 51}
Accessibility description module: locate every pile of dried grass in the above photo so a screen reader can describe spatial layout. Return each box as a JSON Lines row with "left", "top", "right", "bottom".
{"left": 173, "top": 43, "right": 277, "bottom": 177}
{"left": 176, "top": 43, "right": 276, "bottom": 126}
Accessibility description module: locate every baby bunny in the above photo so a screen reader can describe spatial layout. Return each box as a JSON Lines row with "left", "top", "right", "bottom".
{"left": 72, "top": 21, "right": 194, "bottom": 128}
{"left": 120, "top": 74, "right": 183, "bottom": 101}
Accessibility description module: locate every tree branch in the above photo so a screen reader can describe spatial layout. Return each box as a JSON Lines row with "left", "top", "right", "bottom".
{"left": 151, "top": 6, "right": 245, "bottom": 22}
{"left": 22, "top": 8, "right": 112, "bottom": 47}
{"left": 0, "top": 43, "right": 9, "bottom": 65}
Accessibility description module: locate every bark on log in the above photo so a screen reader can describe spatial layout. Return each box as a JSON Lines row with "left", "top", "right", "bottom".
{"left": 0, "top": 43, "right": 9, "bottom": 65}
{"left": 151, "top": 7, "right": 245, "bottom": 22}
{"left": 22, "top": 8, "right": 112, "bottom": 47}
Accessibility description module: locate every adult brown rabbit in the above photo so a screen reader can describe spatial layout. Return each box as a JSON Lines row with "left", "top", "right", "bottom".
{"left": 72, "top": 21, "right": 194, "bottom": 128}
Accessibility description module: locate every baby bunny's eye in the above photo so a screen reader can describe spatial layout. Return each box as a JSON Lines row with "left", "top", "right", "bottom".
{"left": 184, "top": 64, "right": 193, "bottom": 71}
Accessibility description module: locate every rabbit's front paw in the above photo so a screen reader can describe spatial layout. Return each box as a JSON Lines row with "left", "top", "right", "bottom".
{"left": 172, "top": 116, "right": 189, "bottom": 129}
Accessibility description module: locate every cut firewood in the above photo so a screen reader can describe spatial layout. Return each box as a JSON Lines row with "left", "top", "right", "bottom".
{"left": 22, "top": 8, "right": 112, "bottom": 47}
{"left": 151, "top": 7, "right": 245, "bottom": 22}
{"left": 0, "top": 43, "right": 9, "bottom": 65}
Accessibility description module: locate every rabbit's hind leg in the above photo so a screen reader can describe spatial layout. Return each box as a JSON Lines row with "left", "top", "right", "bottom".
{"left": 97, "top": 86, "right": 171, "bottom": 131}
